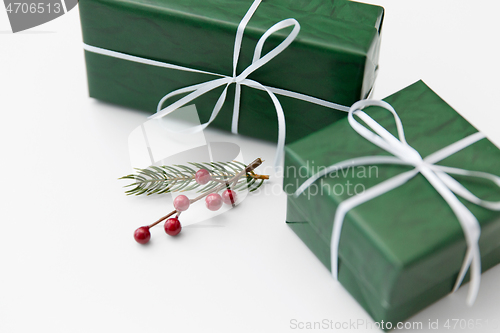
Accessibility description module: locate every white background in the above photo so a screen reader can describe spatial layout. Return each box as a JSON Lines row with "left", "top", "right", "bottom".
{"left": 1, "top": 1, "right": 500, "bottom": 332}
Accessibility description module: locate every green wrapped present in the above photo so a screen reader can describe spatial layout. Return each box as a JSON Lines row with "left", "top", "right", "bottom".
{"left": 284, "top": 80, "right": 500, "bottom": 327}
{"left": 79, "top": 0, "right": 384, "bottom": 145}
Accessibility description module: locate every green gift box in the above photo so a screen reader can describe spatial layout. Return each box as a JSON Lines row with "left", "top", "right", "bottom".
{"left": 79, "top": 0, "right": 383, "bottom": 144}
{"left": 284, "top": 80, "right": 500, "bottom": 326}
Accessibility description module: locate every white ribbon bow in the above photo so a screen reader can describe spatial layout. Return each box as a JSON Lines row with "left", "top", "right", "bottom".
{"left": 294, "top": 99, "right": 500, "bottom": 306}
{"left": 83, "top": 0, "right": 350, "bottom": 168}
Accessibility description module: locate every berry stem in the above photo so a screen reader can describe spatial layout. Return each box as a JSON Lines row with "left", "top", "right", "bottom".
{"left": 189, "top": 158, "right": 263, "bottom": 203}
{"left": 224, "top": 181, "right": 235, "bottom": 208}
{"left": 149, "top": 210, "right": 178, "bottom": 228}
{"left": 148, "top": 158, "right": 264, "bottom": 228}
{"left": 244, "top": 158, "right": 264, "bottom": 173}
{"left": 249, "top": 170, "right": 269, "bottom": 180}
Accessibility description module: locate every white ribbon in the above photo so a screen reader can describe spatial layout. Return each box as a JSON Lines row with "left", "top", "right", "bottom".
{"left": 83, "top": 0, "right": 351, "bottom": 168}
{"left": 294, "top": 99, "right": 500, "bottom": 306}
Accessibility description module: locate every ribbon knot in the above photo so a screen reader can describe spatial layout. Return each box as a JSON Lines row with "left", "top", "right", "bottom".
{"left": 148, "top": 1, "right": 301, "bottom": 168}
{"left": 295, "top": 99, "right": 500, "bottom": 306}
{"left": 395, "top": 144, "right": 424, "bottom": 167}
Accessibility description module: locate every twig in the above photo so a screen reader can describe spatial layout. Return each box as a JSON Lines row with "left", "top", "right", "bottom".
{"left": 148, "top": 158, "right": 264, "bottom": 228}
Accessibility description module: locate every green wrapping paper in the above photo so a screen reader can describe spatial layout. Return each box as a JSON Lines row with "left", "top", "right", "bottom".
{"left": 79, "top": 0, "right": 383, "bottom": 144}
{"left": 284, "top": 80, "right": 500, "bottom": 325}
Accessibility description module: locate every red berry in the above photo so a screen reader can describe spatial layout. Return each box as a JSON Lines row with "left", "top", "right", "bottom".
{"left": 134, "top": 226, "right": 151, "bottom": 244}
{"left": 222, "top": 189, "right": 237, "bottom": 205}
{"left": 195, "top": 169, "right": 211, "bottom": 185}
{"left": 164, "top": 217, "right": 182, "bottom": 236}
{"left": 205, "top": 193, "right": 223, "bottom": 211}
{"left": 173, "top": 195, "right": 190, "bottom": 212}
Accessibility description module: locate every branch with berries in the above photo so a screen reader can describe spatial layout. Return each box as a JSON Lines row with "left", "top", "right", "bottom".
{"left": 120, "top": 160, "right": 268, "bottom": 195}
{"left": 120, "top": 158, "right": 269, "bottom": 244}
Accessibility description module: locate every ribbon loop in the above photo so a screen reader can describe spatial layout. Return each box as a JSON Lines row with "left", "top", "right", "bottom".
{"left": 232, "top": 0, "right": 262, "bottom": 78}
{"left": 350, "top": 100, "right": 408, "bottom": 145}
{"left": 295, "top": 99, "right": 500, "bottom": 306}
{"left": 249, "top": 19, "right": 301, "bottom": 71}
{"left": 349, "top": 100, "right": 423, "bottom": 164}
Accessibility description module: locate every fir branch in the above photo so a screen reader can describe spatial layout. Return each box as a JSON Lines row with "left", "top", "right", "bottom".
{"left": 120, "top": 160, "right": 268, "bottom": 196}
